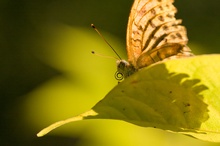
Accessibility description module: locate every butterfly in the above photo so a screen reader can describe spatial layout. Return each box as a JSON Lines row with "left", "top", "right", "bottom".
{"left": 115, "top": 0, "right": 193, "bottom": 81}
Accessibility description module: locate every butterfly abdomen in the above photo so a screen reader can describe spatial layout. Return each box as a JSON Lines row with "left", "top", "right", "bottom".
{"left": 137, "top": 43, "right": 192, "bottom": 69}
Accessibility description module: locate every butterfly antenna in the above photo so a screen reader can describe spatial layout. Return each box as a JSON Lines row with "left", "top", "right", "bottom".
{"left": 91, "top": 24, "right": 122, "bottom": 60}
{"left": 91, "top": 51, "right": 118, "bottom": 60}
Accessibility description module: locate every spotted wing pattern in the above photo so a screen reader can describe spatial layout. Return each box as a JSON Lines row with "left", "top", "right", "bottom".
{"left": 126, "top": 0, "right": 192, "bottom": 69}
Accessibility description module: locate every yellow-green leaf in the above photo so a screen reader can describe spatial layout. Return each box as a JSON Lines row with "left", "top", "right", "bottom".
{"left": 37, "top": 55, "right": 220, "bottom": 142}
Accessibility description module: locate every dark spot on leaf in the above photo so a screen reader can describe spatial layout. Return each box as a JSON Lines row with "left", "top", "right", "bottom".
{"left": 184, "top": 110, "right": 190, "bottom": 114}
{"left": 131, "top": 80, "right": 139, "bottom": 84}
{"left": 184, "top": 102, "right": 191, "bottom": 107}
{"left": 169, "top": 91, "right": 172, "bottom": 93}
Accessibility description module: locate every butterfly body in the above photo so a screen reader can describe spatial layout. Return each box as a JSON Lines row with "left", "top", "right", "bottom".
{"left": 116, "top": 0, "right": 193, "bottom": 81}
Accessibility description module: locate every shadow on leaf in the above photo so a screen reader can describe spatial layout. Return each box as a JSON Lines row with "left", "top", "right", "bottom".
{"left": 91, "top": 63, "right": 209, "bottom": 133}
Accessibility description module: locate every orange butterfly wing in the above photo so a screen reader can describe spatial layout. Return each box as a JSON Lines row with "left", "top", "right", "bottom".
{"left": 126, "top": 0, "right": 192, "bottom": 69}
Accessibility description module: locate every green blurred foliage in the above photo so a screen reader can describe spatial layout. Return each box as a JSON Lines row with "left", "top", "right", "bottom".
{"left": 0, "top": 0, "right": 220, "bottom": 145}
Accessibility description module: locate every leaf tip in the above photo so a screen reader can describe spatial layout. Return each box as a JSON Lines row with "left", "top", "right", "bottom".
{"left": 36, "top": 110, "right": 98, "bottom": 137}
{"left": 37, "top": 130, "right": 46, "bottom": 137}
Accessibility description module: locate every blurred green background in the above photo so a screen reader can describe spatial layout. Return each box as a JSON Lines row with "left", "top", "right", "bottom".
{"left": 0, "top": 0, "right": 220, "bottom": 145}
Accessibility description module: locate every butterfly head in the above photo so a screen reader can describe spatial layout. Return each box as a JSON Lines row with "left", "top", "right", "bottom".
{"left": 115, "top": 60, "right": 136, "bottom": 81}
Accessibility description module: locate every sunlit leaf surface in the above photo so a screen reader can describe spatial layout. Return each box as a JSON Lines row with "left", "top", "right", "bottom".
{"left": 37, "top": 55, "right": 220, "bottom": 142}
